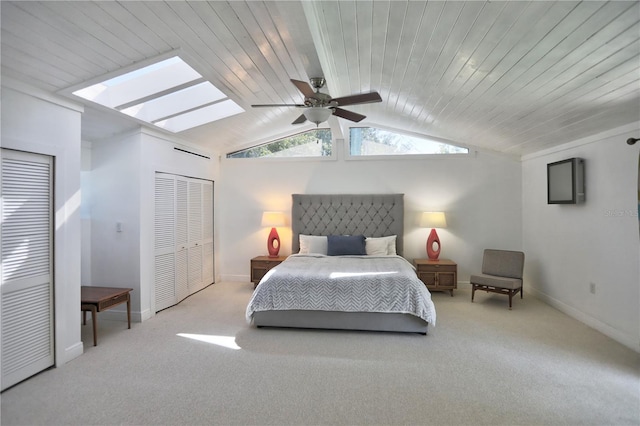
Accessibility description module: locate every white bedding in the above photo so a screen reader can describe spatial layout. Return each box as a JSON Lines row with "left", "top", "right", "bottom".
{"left": 246, "top": 254, "right": 436, "bottom": 325}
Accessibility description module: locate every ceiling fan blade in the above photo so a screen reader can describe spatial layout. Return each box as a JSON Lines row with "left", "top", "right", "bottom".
{"left": 332, "top": 107, "right": 366, "bottom": 122}
{"left": 251, "top": 104, "right": 305, "bottom": 108}
{"left": 331, "top": 92, "right": 382, "bottom": 107}
{"left": 290, "top": 79, "right": 316, "bottom": 98}
{"left": 292, "top": 113, "right": 307, "bottom": 125}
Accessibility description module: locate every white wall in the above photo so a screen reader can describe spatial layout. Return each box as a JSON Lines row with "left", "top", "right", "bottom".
{"left": 81, "top": 141, "right": 92, "bottom": 286}
{"left": 1, "top": 82, "right": 84, "bottom": 365}
{"left": 89, "top": 131, "right": 143, "bottom": 313}
{"left": 86, "top": 128, "right": 219, "bottom": 321}
{"left": 522, "top": 122, "right": 640, "bottom": 351}
{"left": 218, "top": 146, "right": 523, "bottom": 282}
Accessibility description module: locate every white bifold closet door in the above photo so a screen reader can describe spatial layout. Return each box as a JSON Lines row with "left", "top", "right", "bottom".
{"left": 154, "top": 173, "right": 213, "bottom": 312}
{"left": 1, "top": 149, "right": 54, "bottom": 391}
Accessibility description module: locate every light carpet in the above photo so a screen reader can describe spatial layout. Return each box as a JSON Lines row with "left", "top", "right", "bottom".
{"left": 1, "top": 282, "right": 638, "bottom": 425}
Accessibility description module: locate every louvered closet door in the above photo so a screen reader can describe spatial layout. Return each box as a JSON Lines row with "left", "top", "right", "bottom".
{"left": 175, "top": 178, "right": 189, "bottom": 302}
{"left": 1, "top": 149, "right": 54, "bottom": 391}
{"left": 154, "top": 174, "right": 176, "bottom": 312}
{"left": 187, "top": 180, "right": 203, "bottom": 293}
{"left": 154, "top": 174, "right": 214, "bottom": 313}
{"left": 202, "top": 181, "right": 214, "bottom": 285}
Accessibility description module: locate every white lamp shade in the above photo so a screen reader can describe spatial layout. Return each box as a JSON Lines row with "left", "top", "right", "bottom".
{"left": 261, "top": 211, "right": 285, "bottom": 227}
{"left": 420, "top": 211, "right": 447, "bottom": 228}
{"left": 303, "top": 107, "right": 332, "bottom": 125}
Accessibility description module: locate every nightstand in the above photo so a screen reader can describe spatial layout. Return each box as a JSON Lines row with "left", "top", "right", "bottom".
{"left": 250, "top": 255, "right": 287, "bottom": 288}
{"left": 414, "top": 259, "right": 457, "bottom": 296}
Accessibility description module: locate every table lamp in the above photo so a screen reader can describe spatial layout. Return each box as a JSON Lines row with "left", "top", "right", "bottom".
{"left": 261, "top": 211, "right": 285, "bottom": 257}
{"left": 420, "top": 212, "right": 447, "bottom": 260}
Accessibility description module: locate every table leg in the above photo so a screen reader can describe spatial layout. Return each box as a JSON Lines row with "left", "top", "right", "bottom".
{"left": 126, "top": 294, "right": 131, "bottom": 329}
{"left": 83, "top": 310, "right": 86, "bottom": 325}
{"left": 90, "top": 305, "right": 97, "bottom": 346}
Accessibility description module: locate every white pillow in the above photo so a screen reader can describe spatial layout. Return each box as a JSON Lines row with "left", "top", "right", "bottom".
{"left": 299, "top": 234, "right": 328, "bottom": 255}
{"left": 365, "top": 235, "right": 397, "bottom": 255}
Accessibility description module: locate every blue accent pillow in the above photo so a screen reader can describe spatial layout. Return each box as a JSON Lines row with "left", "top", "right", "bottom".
{"left": 327, "top": 235, "right": 366, "bottom": 256}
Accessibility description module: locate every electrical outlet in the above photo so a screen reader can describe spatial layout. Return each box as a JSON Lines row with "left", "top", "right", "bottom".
{"left": 589, "top": 282, "right": 596, "bottom": 294}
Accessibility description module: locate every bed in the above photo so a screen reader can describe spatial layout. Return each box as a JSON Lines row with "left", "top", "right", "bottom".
{"left": 246, "top": 194, "right": 436, "bottom": 334}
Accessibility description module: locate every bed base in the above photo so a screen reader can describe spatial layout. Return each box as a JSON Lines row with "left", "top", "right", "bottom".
{"left": 253, "top": 310, "right": 428, "bottom": 335}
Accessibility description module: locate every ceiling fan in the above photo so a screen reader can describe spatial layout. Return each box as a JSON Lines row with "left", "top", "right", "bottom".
{"left": 251, "top": 78, "right": 382, "bottom": 126}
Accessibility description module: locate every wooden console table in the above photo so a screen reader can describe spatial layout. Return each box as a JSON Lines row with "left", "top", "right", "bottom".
{"left": 81, "top": 286, "right": 133, "bottom": 346}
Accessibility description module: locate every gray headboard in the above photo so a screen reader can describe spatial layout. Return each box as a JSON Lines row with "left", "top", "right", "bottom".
{"left": 291, "top": 194, "right": 404, "bottom": 256}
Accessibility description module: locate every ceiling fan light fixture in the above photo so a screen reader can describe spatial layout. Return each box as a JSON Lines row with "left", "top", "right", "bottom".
{"left": 303, "top": 107, "right": 332, "bottom": 126}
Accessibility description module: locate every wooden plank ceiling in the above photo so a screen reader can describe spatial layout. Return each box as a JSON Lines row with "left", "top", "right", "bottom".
{"left": 1, "top": 1, "right": 638, "bottom": 156}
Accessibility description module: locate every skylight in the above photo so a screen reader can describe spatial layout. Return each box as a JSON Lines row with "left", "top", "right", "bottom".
{"left": 72, "top": 56, "right": 244, "bottom": 133}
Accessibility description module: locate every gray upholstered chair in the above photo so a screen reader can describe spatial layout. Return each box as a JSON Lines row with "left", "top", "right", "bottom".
{"left": 470, "top": 249, "right": 525, "bottom": 310}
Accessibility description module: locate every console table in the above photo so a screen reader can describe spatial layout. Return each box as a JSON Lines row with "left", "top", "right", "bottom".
{"left": 81, "top": 286, "right": 133, "bottom": 346}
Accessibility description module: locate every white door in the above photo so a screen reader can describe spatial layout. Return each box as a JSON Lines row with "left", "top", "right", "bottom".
{"left": 154, "top": 173, "right": 214, "bottom": 313}
{"left": 1, "top": 149, "right": 54, "bottom": 391}
{"left": 187, "top": 180, "right": 203, "bottom": 293}
{"left": 154, "top": 174, "right": 176, "bottom": 312}
{"left": 175, "top": 178, "right": 189, "bottom": 302}
{"left": 202, "top": 181, "right": 214, "bottom": 285}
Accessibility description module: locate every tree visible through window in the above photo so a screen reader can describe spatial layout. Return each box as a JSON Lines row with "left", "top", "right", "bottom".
{"left": 349, "top": 127, "right": 468, "bottom": 156}
{"left": 227, "top": 129, "right": 332, "bottom": 158}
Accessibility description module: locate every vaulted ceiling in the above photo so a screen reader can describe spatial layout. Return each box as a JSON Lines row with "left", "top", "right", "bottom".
{"left": 2, "top": 1, "right": 639, "bottom": 157}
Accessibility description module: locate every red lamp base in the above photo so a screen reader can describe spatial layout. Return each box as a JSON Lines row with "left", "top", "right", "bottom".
{"left": 426, "top": 228, "right": 441, "bottom": 260}
{"left": 267, "top": 227, "right": 280, "bottom": 257}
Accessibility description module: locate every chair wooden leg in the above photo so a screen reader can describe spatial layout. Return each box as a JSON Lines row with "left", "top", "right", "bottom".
{"left": 471, "top": 284, "right": 476, "bottom": 302}
{"left": 508, "top": 291, "right": 513, "bottom": 310}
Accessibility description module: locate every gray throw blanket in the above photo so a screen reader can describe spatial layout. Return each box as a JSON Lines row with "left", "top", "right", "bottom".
{"left": 246, "top": 254, "right": 436, "bottom": 325}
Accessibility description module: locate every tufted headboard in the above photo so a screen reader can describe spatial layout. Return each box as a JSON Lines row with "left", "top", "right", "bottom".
{"left": 291, "top": 194, "right": 404, "bottom": 256}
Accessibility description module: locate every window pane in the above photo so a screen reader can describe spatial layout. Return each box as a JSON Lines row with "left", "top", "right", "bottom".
{"left": 349, "top": 128, "right": 468, "bottom": 156}
{"left": 227, "top": 129, "right": 332, "bottom": 158}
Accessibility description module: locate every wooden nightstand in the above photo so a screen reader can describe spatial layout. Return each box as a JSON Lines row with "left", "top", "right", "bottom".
{"left": 414, "top": 259, "right": 457, "bottom": 296}
{"left": 250, "top": 255, "right": 287, "bottom": 288}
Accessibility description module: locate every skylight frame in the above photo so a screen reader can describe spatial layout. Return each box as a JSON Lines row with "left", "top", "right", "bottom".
{"left": 67, "top": 54, "right": 244, "bottom": 133}
{"left": 120, "top": 82, "right": 227, "bottom": 123}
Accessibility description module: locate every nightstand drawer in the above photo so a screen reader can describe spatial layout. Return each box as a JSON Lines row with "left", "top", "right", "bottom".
{"left": 252, "top": 260, "right": 275, "bottom": 270}
{"left": 424, "top": 264, "right": 456, "bottom": 273}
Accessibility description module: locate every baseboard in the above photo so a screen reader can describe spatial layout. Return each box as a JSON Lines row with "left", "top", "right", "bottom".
{"left": 528, "top": 287, "right": 640, "bottom": 353}
{"left": 59, "top": 341, "right": 83, "bottom": 366}
{"left": 220, "top": 274, "right": 250, "bottom": 283}
{"left": 139, "top": 308, "right": 152, "bottom": 322}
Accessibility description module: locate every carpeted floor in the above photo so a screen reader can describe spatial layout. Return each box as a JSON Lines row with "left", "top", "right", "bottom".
{"left": 1, "top": 281, "right": 638, "bottom": 425}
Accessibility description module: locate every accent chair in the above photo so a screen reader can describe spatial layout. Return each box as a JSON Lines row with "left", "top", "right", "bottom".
{"left": 470, "top": 249, "right": 525, "bottom": 310}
